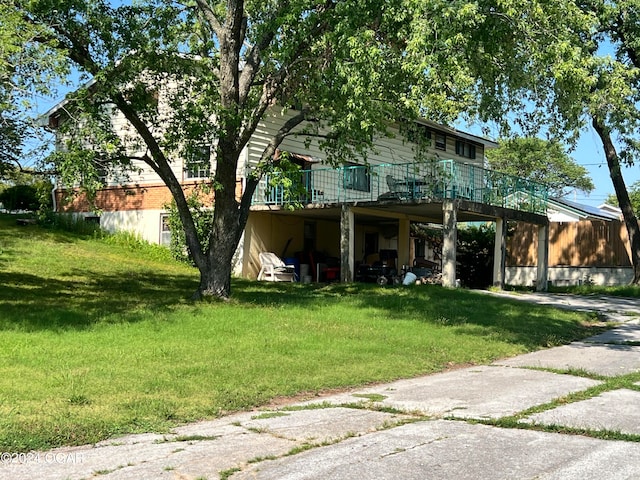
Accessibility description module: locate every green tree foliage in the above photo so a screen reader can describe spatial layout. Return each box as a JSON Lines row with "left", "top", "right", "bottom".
{"left": 0, "top": 3, "right": 67, "bottom": 177}
{"left": 607, "top": 181, "right": 640, "bottom": 218}
{"left": 435, "top": 1, "right": 640, "bottom": 284}
{"left": 587, "top": 1, "right": 640, "bottom": 284}
{"left": 497, "top": 0, "right": 640, "bottom": 284}
{"left": 0, "top": 185, "right": 38, "bottom": 211}
{"left": 0, "top": 167, "right": 53, "bottom": 212}
{"left": 165, "top": 189, "right": 214, "bottom": 265}
{"left": 19, "top": 0, "right": 516, "bottom": 299}
{"left": 0, "top": 183, "right": 53, "bottom": 211}
{"left": 457, "top": 224, "right": 495, "bottom": 289}
{"left": 20, "top": 0, "right": 634, "bottom": 296}
{"left": 486, "top": 138, "right": 594, "bottom": 197}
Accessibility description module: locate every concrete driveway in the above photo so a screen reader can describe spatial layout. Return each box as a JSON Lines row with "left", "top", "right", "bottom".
{"left": 3, "top": 292, "right": 640, "bottom": 480}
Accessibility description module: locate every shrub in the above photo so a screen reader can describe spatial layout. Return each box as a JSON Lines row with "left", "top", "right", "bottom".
{"left": 0, "top": 179, "right": 53, "bottom": 214}
{"left": 0, "top": 184, "right": 39, "bottom": 211}
{"left": 165, "top": 188, "right": 214, "bottom": 264}
{"left": 457, "top": 224, "right": 495, "bottom": 289}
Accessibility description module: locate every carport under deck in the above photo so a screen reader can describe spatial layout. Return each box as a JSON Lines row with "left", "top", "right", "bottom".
{"left": 249, "top": 159, "right": 550, "bottom": 289}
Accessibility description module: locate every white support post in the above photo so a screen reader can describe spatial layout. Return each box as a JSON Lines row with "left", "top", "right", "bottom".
{"left": 493, "top": 217, "right": 506, "bottom": 289}
{"left": 340, "top": 204, "right": 355, "bottom": 282}
{"left": 442, "top": 200, "right": 458, "bottom": 288}
{"left": 398, "top": 218, "right": 411, "bottom": 272}
{"left": 536, "top": 223, "right": 549, "bottom": 291}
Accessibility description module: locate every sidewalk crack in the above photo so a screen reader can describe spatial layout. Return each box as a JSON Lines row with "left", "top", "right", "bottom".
{"left": 380, "top": 436, "right": 449, "bottom": 458}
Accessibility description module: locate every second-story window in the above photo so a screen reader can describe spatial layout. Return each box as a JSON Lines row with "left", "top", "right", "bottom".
{"left": 435, "top": 133, "right": 446, "bottom": 151}
{"left": 407, "top": 123, "right": 431, "bottom": 144}
{"left": 455, "top": 140, "right": 476, "bottom": 159}
{"left": 185, "top": 145, "right": 211, "bottom": 179}
{"left": 344, "top": 163, "right": 370, "bottom": 192}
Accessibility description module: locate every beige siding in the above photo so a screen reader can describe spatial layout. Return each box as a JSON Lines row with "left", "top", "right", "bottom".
{"left": 106, "top": 102, "right": 488, "bottom": 190}
{"left": 246, "top": 108, "right": 486, "bottom": 171}
{"left": 103, "top": 79, "right": 212, "bottom": 186}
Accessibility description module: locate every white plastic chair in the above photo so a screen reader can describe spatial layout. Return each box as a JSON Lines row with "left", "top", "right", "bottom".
{"left": 257, "top": 252, "right": 296, "bottom": 282}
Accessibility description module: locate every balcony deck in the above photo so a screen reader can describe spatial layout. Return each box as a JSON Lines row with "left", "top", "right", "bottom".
{"left": 252, "top": 159, "right": 548, "bottom": 215}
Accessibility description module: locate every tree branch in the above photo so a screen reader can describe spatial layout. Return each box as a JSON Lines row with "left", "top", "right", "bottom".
{"left": 193, "top": 0, "right": 224, "bottom": 38}
{"left": 238, "top": 0, "right": 290, "bottom": 104}
{"left": 112, "top": 92, "right": 206, "bottom": 269}
{"left": 615, "top": 8, "right": 640, "bottom": 69}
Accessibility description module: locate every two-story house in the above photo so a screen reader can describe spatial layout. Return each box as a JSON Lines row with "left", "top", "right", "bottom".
{"left": 45, "top": 102, "right": 551, "bottom": 290}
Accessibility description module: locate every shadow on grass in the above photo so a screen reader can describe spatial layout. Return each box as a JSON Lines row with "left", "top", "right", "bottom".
{"left": 0, "top": 270, "right": 198, "bottom": 331}
{"left": 232, "top": 279, "right": 610, "bottom": 351}
{"left": 0, "top": 216, "right": 87, "bottom": 244}
{"left": 0, "top": 209, "right": 608, "bottom": 349}
{"left": 0, "top": 261, "right": 608, "bottom": 350}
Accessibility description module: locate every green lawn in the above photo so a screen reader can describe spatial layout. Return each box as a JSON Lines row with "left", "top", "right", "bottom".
{"left": 0, "top": 214, "right": 608, "bottom": 452}
{"left": 550, "top": 284, "right": 640, "bottom": 297}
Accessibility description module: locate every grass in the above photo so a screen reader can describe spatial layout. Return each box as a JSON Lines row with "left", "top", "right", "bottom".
{"left": 0, "top": 213, "right": 612, "bottom": 452}
{"left": 474, "top": 369, "right": 640, "bottom": 442}
{"left": 550, "top": 284, "right": 640, "bottom": 297}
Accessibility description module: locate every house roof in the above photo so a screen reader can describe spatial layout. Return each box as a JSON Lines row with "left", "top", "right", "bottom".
{"left": 38, "top": 78, "right": 99, "bottom": 129}
{"left": 41, "top": 79, "right": 499, "bottom": 150}
{"left": 548, "top": 197, "right": 621, "bottom": 221}
{"left": 415, "top": 119, "right": 499, "bottom": 149}
{"left": 598, "top": 203, "right": 624, "bottom": 217}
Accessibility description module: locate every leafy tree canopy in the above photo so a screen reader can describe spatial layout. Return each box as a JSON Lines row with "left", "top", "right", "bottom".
{"left": 13, "top": 0, "right": 623, "bottom": 297}
{"left": 0, "top": 2, "right": 67, "bottom": 179}
{"left": 486, "top": 137, "right": 594, "bottom": 197}
{"left": 607, "top": 181, "right": 640, "bottom": 218}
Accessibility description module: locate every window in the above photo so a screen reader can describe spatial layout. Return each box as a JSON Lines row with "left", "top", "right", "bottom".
{"left": 95, "top": 161, "right": 108, "bottom": 183}
{"left": 455, "top": 140, "right": 476, "bottom": 159}
{"left": 407, "top": 124, "right": 446, "bottom": 151}
{"left": 343, "top": 163, "right": 371, "bottom": 192}
{"left": 406, "top": 123, "right": 431, "bottom": 144}
{"left": 82, "top": 159, "right": 108, "bottom": 185}
{"left": 186, "top": 165, "right": 210, "bottom": 179}
{"left": 185, "top": 145, "right": 211, "bottom": 179}
{"left": 160, "top": 214, "right": 171, "bottom": 247}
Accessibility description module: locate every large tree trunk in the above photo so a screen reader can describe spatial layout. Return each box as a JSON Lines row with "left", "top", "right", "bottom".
{"left": 192, "top": 145, "right": 257, "bottom": 299}
{"left": 592, "top": 116, "right": 640, "bottom": 284}
{"left": 195, "top": 227, "right": 239, "bottom": 300}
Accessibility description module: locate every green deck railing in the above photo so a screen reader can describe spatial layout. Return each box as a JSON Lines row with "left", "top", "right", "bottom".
{"left": 252, "top": 159, "right": 548, "bottom": 215}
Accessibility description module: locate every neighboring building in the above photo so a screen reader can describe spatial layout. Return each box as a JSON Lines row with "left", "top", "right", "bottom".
{"left": 45, "top": 100, "right": 551, "bottom": 289}
{"left": 506, "top": 197, "right": 633, "bottom": 286}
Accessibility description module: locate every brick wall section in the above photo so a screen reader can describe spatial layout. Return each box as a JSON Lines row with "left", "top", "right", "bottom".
{"left": 56, "top": 180, "right": 243, "bottom": 213}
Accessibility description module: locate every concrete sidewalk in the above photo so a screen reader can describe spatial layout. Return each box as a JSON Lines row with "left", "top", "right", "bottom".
{"left": 3, "top": 293, "right": 640, "bottom": 480}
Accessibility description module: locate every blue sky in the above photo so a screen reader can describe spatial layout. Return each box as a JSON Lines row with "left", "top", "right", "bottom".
{"left": 570, "top": 125, "right": 640, "bottom": 207}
